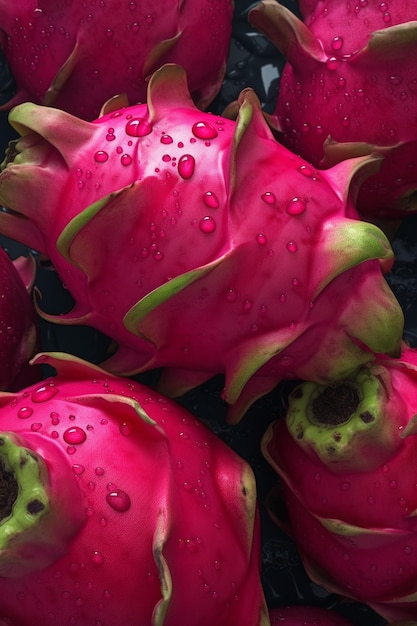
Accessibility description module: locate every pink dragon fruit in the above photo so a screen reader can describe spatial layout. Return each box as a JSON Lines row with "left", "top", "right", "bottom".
{"left": 0, "top": 64, "right": 403, "bottom": 422}
{"left": 269, "top": 605, "right": 354, "bottom": 625}
{"left": 248, "top": 0, "right": 417, "bottom": 231}
{"left": 0, "top": 247, "right": 38, "bottom": 390}
{"left": 0, "top": 0, "right": 233, "bottom": 120}
{"left": 0, "top": 351, "right": 269, "bottom": 625}
{"left": 262, "top": 344, "right": 417, "bottom": 622}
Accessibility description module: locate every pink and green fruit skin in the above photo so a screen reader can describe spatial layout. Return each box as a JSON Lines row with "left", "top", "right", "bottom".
{"left": 0, "top": 248, "right": 37, "bottom": 391}
{"left": 0, "top": 64, "right": 403, "bottom": 422}
{"left": 0, "top": 0, "right": 233, "bottom": 120}
{"left": 269, "top": 605, "right": 354, "bottom": 625}
{"left": 249, "top": 0, "right": 417, "bottom": 224}
{"left": 0, "top": 352, "right": 269, "bottom": 626}
{"left": 262, "top": 345, "right": 417, "bottom": 622}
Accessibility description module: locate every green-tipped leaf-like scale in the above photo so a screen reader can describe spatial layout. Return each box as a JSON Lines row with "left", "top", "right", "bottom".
{"left": 0, "top": 0, "right": 234, "bottom": 120}
{"left": 0, "top": 64, "right": 404, "bottom": 421}
{"left": 249, "top": 0, "right": 417, "bottom": 234}
{"left": 0, "top": 352, "right": 268, "bottom": 625}
{"left": 262, "top": 345, "right": 417, "bottom": 622}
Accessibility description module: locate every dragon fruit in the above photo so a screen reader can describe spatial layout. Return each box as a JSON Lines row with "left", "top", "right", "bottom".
{"left": 0, "top": 350, "right": 269, "bottom": 625}
{"left": 269, "top": 605, "right": 354, "bottom": 625}
{"left": 0, "top": 0, "right": 233, "bottom": 120}
{"left": 262, "top": 344, "right": 417, "bottom": 622}
{"left": 0, "top": 247, "right": 38, "bottom": 390}
{"left": 248, "top": 0, "right": 417, "bottom": 230}
{"left": 0, "top": 63, "right": 403, "bottom": 422}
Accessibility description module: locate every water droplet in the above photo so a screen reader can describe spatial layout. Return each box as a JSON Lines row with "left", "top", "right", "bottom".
{"left": 225, "top": 289, "right": 238, "bottom": 303}
{"left": 192, "top": 121, "right": 218, "bottom": 140}
{"left": 95, "top": 467, "right": 105, "bottom": 476}
{"left": 186, "top": 538, "right": 200, "bottom": 553}
{"left": 341, "top": 481, "right": 351, "bottom": 491}
{"left": 121, "top": 154, "right": 132, "bottom": 166}
{"left": 341, "top": 116, "right": 350, "bottom": 127}
{"left": 242, "top": 299, "right": 253, "bottom": 312}
{"left": 31, "top": 422, "right": 42, "bottom": 431}
{"left": 326, "top": 56, "right": 338, "bottom": 71}
{"left": 160, "top": 134, "right": 173, "bottom": 144}
{"left": 18, "top": 406, "right": 33, "bottom": 419}
{"left": 63, "top": 427, "right": 87, "bottom": 445}
{"left": 388, "top": 74, "right": 402, "bottom": 86}
{"left": 199, "top": 216, "right": 216, "bottom": 233}
{"left": 178, "top": 154, "right": 195, "bottom": 179}
{"left": 331, "top": 36, "right": 343, "bottom": 51}
{"left": 298, "top": 164, "right": 315, "bottom": 177}
{"left": 120, "top": 422, "right": 131, "bottom": 436}
{"left": 286, "top": 241, "right": 298, "bottom": 253}
{"left": 66, "top": 446, "right": 76, "bottom": 455}
{"left": 389, "top": 480, "right": 398, "bottom": 488}
{"left": 31, "top": 385, "right": 59, "bottom": 403}
{"left": 286, "top": 197, "right": 306, "bottom": 215}
{"left": 94, "top": 151, "right": 109, "bottom": 163}
{"left": 256, "top": 233, "right": 267, "bottom": 245}
{"left": 106, "top": 489, "right": 131, "bottom": 512}
{"left": 314, "top": 472, "right": 321, "bottom": 483}
{"left": 261, "top": 192, "right": 276, "bottom": 204}
{"left": 203, "top": 191, "right": 219, "bottom": 208}
{"left": 125, "top": 118, "right": 152, "bottom": 137}
{"left": 404, "top": 545, "right": 413, "bottom": 555}
{"left": 72, "top": 464, "right": 85, "bottom": 475}
{"left": 91, "top": 550, "right": 104, "bottom": 565}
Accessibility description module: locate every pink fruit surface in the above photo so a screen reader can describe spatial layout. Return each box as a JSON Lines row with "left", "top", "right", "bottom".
{"left": 0, "top": 0, "right": 234, "bottom": 120}
{"left": 269, "top": 604, "right": 354, "bottom": 625}
{"left": 249, "top": 0, "right": 417, "bottom": 225}
{"left": 0, "top": 64, "right": 403, "bottom": 422}
{"left": 0, "top": 351, "right": 269, "bottom": 625}
{"left": 0, "top": 248, "right": 37, "bottom": 390}
{"left": 262, "top": 345, "right": 417, "bottom": 622}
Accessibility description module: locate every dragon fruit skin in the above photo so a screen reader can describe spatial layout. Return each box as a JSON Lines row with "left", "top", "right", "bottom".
{"left": 0, "top": 64, "right": 404, "bottom": 422}
{"left": 261, "top": 345, "right": 417, "bottom": 622}
{"left": 269, "top": 605, "right": 354, "bottom": 625}
{"left": 0, "top": 247, "right": 38, "bottom": 391}
{"left": 0, "top": 0, "right": 233, "bottom": 120}
{"left": 0, "top": 351, "right": 269, "bottom": 626}
{"left": 249, "top": 0, "right": 417, "bottom": 226}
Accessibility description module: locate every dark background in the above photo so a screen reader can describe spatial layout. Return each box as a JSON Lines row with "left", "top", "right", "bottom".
{"left": 2, "top": 1, "right": 417, "bottom": 623}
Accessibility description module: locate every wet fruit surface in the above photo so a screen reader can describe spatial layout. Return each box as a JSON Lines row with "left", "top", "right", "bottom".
{"left": 1, "top": 1, "right": 416, "bottom": 623}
